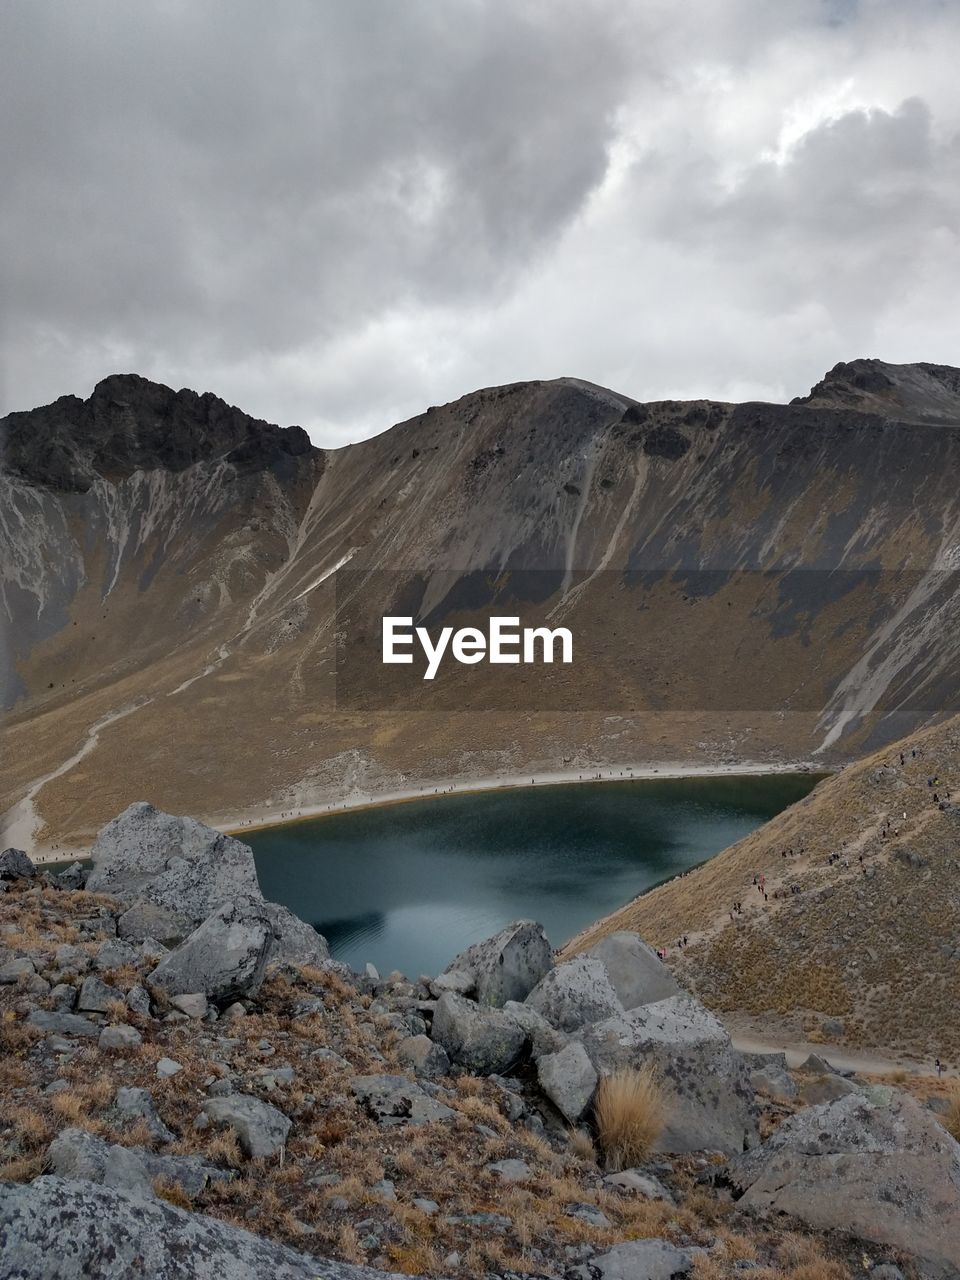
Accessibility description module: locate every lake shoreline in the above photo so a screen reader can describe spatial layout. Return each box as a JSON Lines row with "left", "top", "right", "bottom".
{"left": 27, "top": 758, "right": 829, "bottom": 865}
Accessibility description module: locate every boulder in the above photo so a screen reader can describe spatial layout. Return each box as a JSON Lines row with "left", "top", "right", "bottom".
{"left": 797, "top": 1073, "right": 861, "bottom": 1105}
{"left": 749, "top": 1064, "right": 798, "bottom": 1102}
{"left": 27, "top": 1010, "right": 100, "bottom": 1039}
{"left": 502, "top": 1001, "right": 567, "bottom": 1057}
{"left": 578, "top": 994, "right": 757, "bottom": 1155}
{"left": 0, "top": 1176, "right": 408, "bottom": 1279}
{"left": 441, "top": 920, "right": 553, "bottom": 1007}
{"left": 430, "top": 992, "right": 526, "bottom": 1074}
{"left": 99, "top": 1024, "right": 143, "bottom": 1052}
{"left": 77, "top": 976, "right": 122, "bottom": 1013}
{"left": 396, "top": 1034, "right": 451, "bottom": 1078}
{"left": 525, "top": 956, "right": 624, "bottom": 1033}
{"left": 0, "top": 847, "right": 36, "bottom": 880}
{"left": 118, "top": 901, "right": 193, "bottom": 947}
{"left": 148, "top": 897, "right": 272, "bottom": 1004}
{"left": 48, "top": 1128, "right": 220, "bottom": 1199}
{"left": 263, "top": 902, "right": 330, "bottom": 968}
{"left": 727, "top": 1090, "right": 960, "bottom": 1280}
{"left": 568, "top": 1239, "right": 693, "bottom": 1280}
{"left": 0, "top": 957, "right": 37, "bottom": 984}
{"left": 112, "top": 1087, "right": 173, "bottom": 1142}
{"left": 95, "top": 939, "right": 141, "bottom": 971}
{"left": 201, "top": 1094, "right": 291, "bottom": 1158}
{"left": 350, "top": 1074, "right": 456, "bottom": 1126}
{"left": 536, "top": 1041, "right": 599, "bottom": 1123}
{"left": 585, "top": 932, "right": 680, "bottom": 1008}
{"left": 57, "top": 861, "right": 86, "bottom": 890}
{"left": 87, "top": 803, "right": 261, "bottom": 925}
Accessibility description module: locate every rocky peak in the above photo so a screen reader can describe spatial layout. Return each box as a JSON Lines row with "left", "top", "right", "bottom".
{"left": 1, "top": 372, "right": 320, "bottom": 493}
{"left": 791, "top": 357, "right": 960, "bottom": 425}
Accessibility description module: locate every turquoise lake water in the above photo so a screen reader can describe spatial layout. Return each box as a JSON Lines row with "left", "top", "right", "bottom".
{"left": 248, "top": 774, "right": 820, "bottom": 977}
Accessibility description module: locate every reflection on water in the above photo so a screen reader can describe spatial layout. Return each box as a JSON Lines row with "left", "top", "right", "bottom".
{"left": 249, "top": 774, "right": 820, "bottom": 977}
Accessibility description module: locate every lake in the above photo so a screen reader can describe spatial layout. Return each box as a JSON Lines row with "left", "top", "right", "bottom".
{"left": 248, "top": 773, "right": 820, "bottom": 977}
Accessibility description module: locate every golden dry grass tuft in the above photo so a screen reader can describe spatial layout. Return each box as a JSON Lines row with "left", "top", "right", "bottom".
{"left": 593, "top": 1067, "right": 665, "bottom": 1172}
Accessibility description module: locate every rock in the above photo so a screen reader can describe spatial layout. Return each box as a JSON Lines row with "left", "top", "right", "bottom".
{"left": 396, "top": 1034, "right": 450, "bottom": 1078}
{"left": 148, "top": 897, "right": 272, "bottom": 1004}
{"left": 0, "top": 957, "right": 36, "bottom": 984}
{"left": 0, "top": 1175, "right": 407, "bottom": 1278}
{"left": 502, "top": 1001, "right": 567, "bottom": 1056}
{"left": 0, "top": 847, "right": 36, "bottom": 880}
{"left": 350, "top": 1074, "right": 456, "bottom": 1127}
{"left": 126, "top": 984, "right": 152, "bottom": 1016}
{"left": 99, "top": 1024, "right": 143, "bottom": 1051}
{"left": 412, "top": 1198, "right": 439, "bottom": 1215}
{"left": 821, "top": 1018, "right": 845, "bottom": 1038}
{"left": 430, "top": 992, "right": 526, "bottom": 1074}
{"left": 54, "top": 944, "right": 92, "bottom": 976}
{"left": 797, "top": 1074, "right": 861, "bottom": 1105}
{"left": 567, "top": 1238, "right": 693, "bottom": 1280}
{"left": 47, "top": 1128, "right": 226, "bottom": 1200}
{"left": 57, "top": 861, "right": 86, "bottom": 890}
{"left": 525, "top": 956, "right": 624, "bottom": 1032}
{"left": 870, "top": 1268, "right": 905, "bottom": 1280}
{"left": 585, "top": 932, "right": 681, "bottom": 1009}
{"left": 77, "top": 975, "right": 122, "bottom": 1013}
{"left": 430, "top": 970, "right": 476, "bottom": 998}
{"left": 201, "top": 1094, "right": 291, "bottom": 1158}
{"left": 50, "top": 983, "right": 77, "bottom": 1011}
{"left": 28, "top": 1010, "right": 100, "bottom": 1039}
{"left": 578, "top": 994, "right": 757, "bottom": 1155}
{"left": 487, "top": 1159, "right": 531, "bottom": 1182}
{"left": 364, "top": 962, "right": 381, "bottom": 983}
{"left": 537, "top": 1041, "right": 599, "bottom": 1123}
{"left": 95, "top": 938, "right": 142, "bottom": 971}
{"left": 87, "top": 803, "right": 261, "bottom": 927}
{"left": 441, "top": 920, "right": 553, "bottom": 1007}
{"left": 263, "top": 902, "right": 330, "bottom": 968}
{"left": 157, "top": 1057, "right": 183, "bottom": 1078}
{"left": 727, "top": 1090, "right": 960, "bottom": 1279}
{"left": 749, "top": 1065, "right": 798, "bottom": 1102}
{"left": 798, "top": 1052, "right": 841, "bottom": 1075}
{"left": 113, "top": 1086, "right": 173, "bottom": 1142}
{"left": 564, "top": 1202, "right": 611, "bottom": 1228}
{"left": 171, "top": 993, "right": 208, "bottom": 1019}
{"left": 118, "top": 901, "right": 193, "bottom": 946}
{"left": 603, "top": 1170, "right": 674, "bottom": 1202}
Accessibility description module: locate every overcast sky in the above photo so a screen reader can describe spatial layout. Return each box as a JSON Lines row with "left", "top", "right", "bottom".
{"left": 3, "top": 1, "right": 959, "bottom": 446}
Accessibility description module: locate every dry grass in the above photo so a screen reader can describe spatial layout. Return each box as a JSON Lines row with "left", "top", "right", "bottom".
{"left": 594, "top": 1067, "right": 665, "bottom": 1172}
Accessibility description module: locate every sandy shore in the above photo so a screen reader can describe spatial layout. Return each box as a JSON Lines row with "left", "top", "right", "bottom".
{"left": 24, "top": 758, "right": 824, "bottom": 866}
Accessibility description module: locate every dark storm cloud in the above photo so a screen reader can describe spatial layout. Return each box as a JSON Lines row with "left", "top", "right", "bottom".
{"left": 2, "top": 1, "right": 960, "bottom": 442}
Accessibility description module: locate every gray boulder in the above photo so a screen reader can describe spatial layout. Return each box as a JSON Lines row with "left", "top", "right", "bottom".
{"left": 87, "top": 803, "right": 261, "bottom": 925}
{"left": 0, "top": 1176, "right": 410, "bottom": 1279}
{"left": 536, "top": 1041, "right": 599, "bottom": 1123}
{"left": 47, "top": 1128, "right": 222, "bottom": 1199}
{"left": 430, "top": 992, "right": 526, "bottom": 1074}
{"left": 95, "top": 939, "right": 141, "bottom": 971}
{"left": 77, "top": 976, "right": 122, "bottom": 1013}
{"left": 0, "top": 957, "right": 37, "bottom": 984}
{"left": 727, "top": 1090, "right": 960, "bottom": 1280}
{"left": 263, "top": 902, "right": 330, "bottom": 968}
{"left": 351, "top": 1074, "right": 456, "bottom": 1126}
{"left": 525, "top": 956, "right": 623, "bottom": 1033}
{"left": 585, "top": 932, "right": 681, "bottom": 1008}
{"left": 441, "top": 920, "right": 553, "bottom": 1007}
{"left": 112, "top": 1087, "right": 173, "bottom": 1143}
{"left": 27, "top": 1010, "right": 100, "bottom": 1039}
{"left": 797, "top": 1073, "right": 861, "bottom": 1105}
{"left": 578, "top": 994, "right": 757, "bottom": 1155}
{"left": 148, "top": 897, "right": 272, "bottom": 1004}
{"left": 502, "top": 1001, "right": 567, "bottom": 1057}
{"left": 750, "top": 1064, "right": 798, "bottom": 1102}
{"left": 396, "top": 1034, "right": 451, "bottom": 1078}
{"left": 200, "top": 1094, "right": 291, "bottom": 1158}
{"left": 0, "top": 847, "right": 36, "bottom": 880}
{"left": 118, "top": 901, "right": 193, "bottom": 947}
{"left": 57, "top": 861, "right": 86, "bottom": 890}
{"left": 568, "top": 1239, "right": 693, "bottom": 1280}
{"left": 99, "top": 1024, "right": 143, "bottom": 1051}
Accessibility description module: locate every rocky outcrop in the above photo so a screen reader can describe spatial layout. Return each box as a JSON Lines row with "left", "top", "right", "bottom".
{"left": 585, "top": 933, "right": 680, "bottom": 1009}
{"left": 525, "top": 956, "right": 624, "bottom": 1033}
{"left": 0, "top": 1176, "right": 406, "bottom": 1280}
{"left": 578, "top": 995, "right": 757, "bottom": 1155}
{"left": 440, "top": 920, "right": 553, "bottom": 1007}
{"left": 0, "top": 847, "right": 35, "bottom": 880}
{"left": 727, "top": 1089, "right": 960, "bottom": 1279}
{"left": 47, "top": 1128, "right": 227, "bottom": 1200}
{"left": 148, "top": 898, "right": 273, "bottom": 1004}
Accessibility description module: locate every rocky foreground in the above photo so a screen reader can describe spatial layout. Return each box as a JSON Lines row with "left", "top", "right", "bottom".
{"left": 2, "top": 808, "right": 960, "bottom": 1280}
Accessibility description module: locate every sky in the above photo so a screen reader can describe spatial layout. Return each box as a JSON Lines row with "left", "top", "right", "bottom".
{"left": 3, "top": 0, "right": 960, "bottom": 446}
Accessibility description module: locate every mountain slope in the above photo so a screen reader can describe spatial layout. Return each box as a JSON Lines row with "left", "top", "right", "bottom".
{"left": 4, "top": 360, "right": 960, "bottom": 851}
{"left": 567, "top": 711, "right": 960, "bottom": 1060}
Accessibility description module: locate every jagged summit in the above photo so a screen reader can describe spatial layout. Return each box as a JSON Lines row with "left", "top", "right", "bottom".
{"left": 1, "top": 372, "right": 318, "bottom": 493}
{"left": 791, "top": 357, "right": 960, "bottom": 424}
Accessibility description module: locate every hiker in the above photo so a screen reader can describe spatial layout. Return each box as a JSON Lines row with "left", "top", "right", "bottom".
{"left": 936, "top": 1057, "right": 943, "bottom": 1077}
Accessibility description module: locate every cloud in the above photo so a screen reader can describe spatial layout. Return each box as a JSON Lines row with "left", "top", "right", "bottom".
{"left": 2, "top": 0, "right": 960, "bottom": 444}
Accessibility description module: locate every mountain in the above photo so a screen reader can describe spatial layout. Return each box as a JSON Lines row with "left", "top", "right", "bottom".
{"left": 569, "top": 709, "right": 960, "bottom": 1061}
{"left": 4, "top": 359, "right": 960, "bottom": 851}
